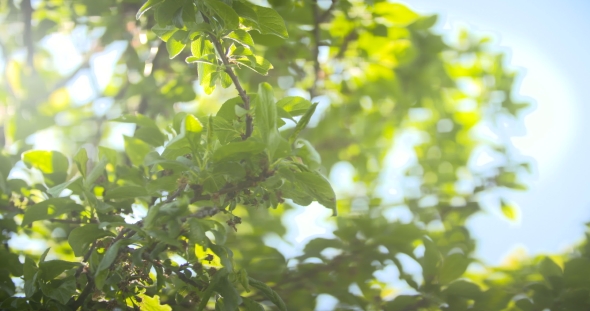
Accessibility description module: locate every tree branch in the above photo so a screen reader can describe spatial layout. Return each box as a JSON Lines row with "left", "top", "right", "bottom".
{"left": 22, "top": 0, "right": 34, "bottom": 72}
{"left": 319, "top": 0, "right": 339, "bottom": 23}
{"left": 310, "top": 0, "right": 322, "bottom": 99}
{"left": 201, "top": 13, "right": 253, "bottom": 139}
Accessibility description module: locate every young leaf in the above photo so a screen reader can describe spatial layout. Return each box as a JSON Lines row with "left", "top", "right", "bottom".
{"left": 235, "top": 55, "right": 273, "bottom": 75}
{"left": 277, "top": 96, "right": 312, "bottom": 116}
{"left": 74, "top": 148, "right": 88, "bottom": 177}
{"left": 290, "top": 102, "right": 318, "bottom": 144}
{"left": 203, "top": 0, "right": 239, "bottom": 30}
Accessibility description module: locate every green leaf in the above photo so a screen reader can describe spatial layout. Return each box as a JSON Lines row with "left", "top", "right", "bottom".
{"left": 185, "top": 114, "right": 204, "bottom": 133}
{"left": 290, "top": 102, "right": 317, "bottom": 144}
{"left": 220, "top": 71, "right": 232, "bottom": 88}
{"left": 22, "top": 150, "right": 69, "bottom": 184}
{"left": 293, "top": 171, "right": 337, "bottom": 216}
{"left": 276, "top": 96, "right": 312, "bottom": 116}
{"left": 384, "top": 295, "right": 421, "bottom": 311}
{"left": 43, "top": 276, "right": 76, "bottom": 304}
{"left": 215, "top": 275, "right": 242, "bottom": 310}
{"left": 255, "top": 83, "right": 276, "bottom": 144}
{"left": 443, "top": 280, "right": 481, "bottom": 299}
{"left": 84, "top": 156, "right": 108, "bottom": 190}
{"left": 199, "top": 63, "right": 218, "bottom": 95}
{"left": 203, "top": 0, "right": 239, "bottom": 30}
{"left": 564, "top": 257, "right": 590, "bottom": 288}
{"left": 238, "top": 269, "right": 250, "bottom": 292}
{"left": 152, "top": 25, "right": 178, "bottom": 42}
{"left": 112, "top": 114, "right": 158, "bottom": 128}
{"left": 99, "top": 146, "right": 119, "bottom": 166}
{"left": 212, "top": 141, "right": 266, "bottom": 161}
{"left": 373, "top": 2, "right": 419, "bottom": 26}
{"left": 247, "top": 4, "right": 288, "bottom": 39}
{"left": 197, "top": 268, "right": 229, "bottom": 311}
{"left": 438, "top": 253, "right": 470, "bottom": 284}
{"left": 225, "top": 29, "right": 254, "bottom": 47}
{"left": 191, "top": 36, "right": 215, "bottom": 58}
{"left": 209, "top": 244, "right": 233, "bottom": 271}
{"left": 539, "top": 257, "right": 563, "bottom": 280}
{"left": 172, "top": 5, "right": 184, "bottom": 28}
{"left": 104, "top": 186, "right": 148, "bottom": 200}
{"left": 68, "top": 224, "right": 115, "bottom": 257}
{"left": 182, "top": 1, "right": 196, "bottom": 24}
{"left": 155, "top": 0, "right": 184, "bottom": 27}
{"left": 186, "top": 54, "right": 217, "bottom": 65}
{"left": 74, "top": 148, "right": 88, "bottom": 177}
{"left": 166, "top": 30, "right": 188, "bottom": 59}
{"left": 23, "top": 256, "right": 37, "bottom": 297}
{"left": 136, "top": 293, "right": 172, "bottom": 311}
{"left": 96, "top": 240, "right": 127, "bottom": 274}
{"left": 421, "top": 238, "right": 442, "bottom": 280}
{"left": 242, "top": 297, "right": 265, "bottom": 311}
{"left": 232, "top": 2, "right": 258, "bottom": 23}
{"left": 124, "top": 136, "right": 152, "bottom": 166}
{"left": 248, "top": 277, "right": 287, "bottom": 311}
{"left": 39, "top": 260, "right": 81, "bottom": 280}
{"left": 500, "top": 200, "right": 518, "bottom": 221}
{"left": 135, "top": 127, "right": 166, "bottom": 147}
{"left": 137, "top": 0, "right": 164, "bottom": 19}
{"left": 235, "top": 55, "right": 273, "bottom": 75}
{"left": 22, "top": 198, "right": 84, "bottom": 226}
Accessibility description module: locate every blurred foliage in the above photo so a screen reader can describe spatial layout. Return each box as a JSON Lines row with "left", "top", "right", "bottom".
{"left": 0, "top": 0, "right": 586, "bottom": 310}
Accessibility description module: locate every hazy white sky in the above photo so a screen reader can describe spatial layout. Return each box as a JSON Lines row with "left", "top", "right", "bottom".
{"left": 402, "top": 0, "right": 590, "bottom": 264}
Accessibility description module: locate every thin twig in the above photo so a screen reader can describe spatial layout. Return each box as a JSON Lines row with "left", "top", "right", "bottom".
{"left": 71, "top": 274, "right": 94, "bottom": 310}
{"left": 49, "top": 218, "right": 97, "bottom": 224}
{"left": 335, "top": 30, "right": 358, "bottom": 59}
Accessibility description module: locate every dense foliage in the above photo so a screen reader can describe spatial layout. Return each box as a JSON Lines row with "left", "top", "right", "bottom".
{"left": 1, "top": 0, "right": 589, "bottom": 310}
